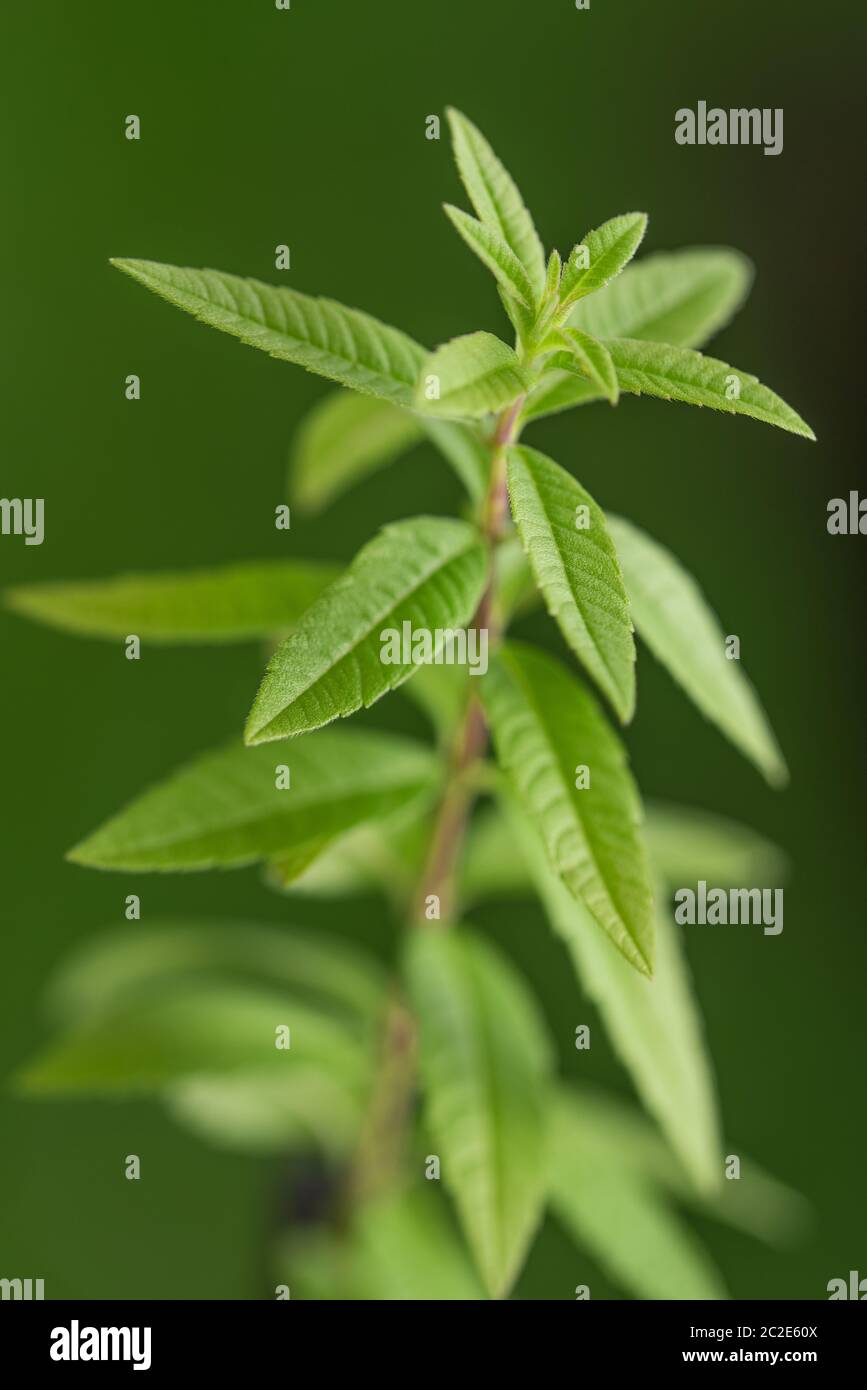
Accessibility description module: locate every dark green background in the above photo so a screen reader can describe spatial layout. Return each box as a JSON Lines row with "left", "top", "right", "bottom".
{"left": 2, "top": 0, "right": 864, "bottom": 1299}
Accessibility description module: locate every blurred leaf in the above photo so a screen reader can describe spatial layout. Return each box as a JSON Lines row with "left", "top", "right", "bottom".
{"left": 525, "top": 247, "right": 753, "bottom": 421}
{"left": 553, "top": 327, "right": 619, "bottom": 404}
{"left": 111, "top": 259, "right": 425, "bottom": 405}
{"left": 6, "top": 559, "right": 338, "bottom": 643}
{"left": 444, "top": 203, "right": 536, "bottom": 308}
{"left": 418, "top": 418, "right": 490, "bottom": 502}
{"left": 560, "top": 212, "right": 647, "bottom": 306}
{"left": 46, "top": 920, "right": 386, "bottom": 1027}
{"left": 245, "top": 517, "right": 487, "bottom": 743}
{"left": 446, "top": 107, "right": 546, "bottom": 301}
{"left": 493, "top": 533, "right": 539, "bottom": 625}
{"left": 399, "top": 660, "right": 470, "bottom": 743}
{"left": 552, "top": 1086, "right": 809, "bottom": 1249}
{"left": 609, "top": 514, "right": 788, "bottom": 786}
{"left": 570, "top": 246, "right": 753, "bottom": 347}
{"left": 406, "top": 928, "right": 551, "bottom": 1299}
{"left": 512, "top": 802, "right": 721, "bottom": 1194}
{"left": 645, "top": 801, "right": 786, "bottom": 886}
{"left": 350, "top": 1188, "right": 485, "bottom": 1300}
{"left": 268, "top": 807, "right": 431, "bottom": 905}
{"left": 482, "top": 643, "right": 653, "bottom": 975}
{"left": 550, "top": 1094, "right": 727, "bottom": 1299}
{"left": 166, "top": 1068, "right": 364, "bottom": 1155}
{"left": 604, "top": 338, "right": 815, "bottom": 439}
{"left": 459, "top": 801, "right": 534, "bottom": 904}
{"left": 290, "top": 391, "right": 423, "bottom": 512}
{"left": 506, "top": 447, "right": 635, "bottom": 720}
{"left": 18, "top": 982, "right": 368, "bottom": 1095}
{"left": 68, "top": 728, "right": 438, "bottom": 871}
{"left": 416, "top": 332, "right": 532, "bottom": 419}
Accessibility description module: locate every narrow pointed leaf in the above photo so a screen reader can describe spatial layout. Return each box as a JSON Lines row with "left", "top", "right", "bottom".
{"left": 17, "top": 982, "right": 368, "bottom": 1095}
{"left": 560, "top": 212, "right": 647, "bottom": 306}
{"left": 605, "top": 338, "right": 815, "bottom": 438}
{"left": 526, "top": 247, "right": 753, "bottom": 421}
{"left": 406, "top": 928, "right": 551, "bottom": 1299}
{"left": 350, "top": 1190, "right": 485, "bottom": 1301}
{"left": 570, "top": 246, "right": 753, "bottom": 347}
{"left": 419, "top": 418, "right": 490, "bottom": 502}
{"left": 290, "top": 390, "right": 423, "bottom": 512}
{"left": 444, "top": 204, "right": 535, "bottom": 308}
{"left": 111, "top": 259, "right": 425, "bottom": 405}
{"left": 554, "top": 1087, "right": 808, "bottom": 1248}
{"left": 645, "top": 801, "right": 786, "bottom": 886}
{"left": 506, "top": 447, "right": 634, "bottom": 719}
{"left": 510, "top": 801, "right": 720, "bottom": 1192}
{"left": 481, "top": 642, "right": 653, "bottom": 974}
{"left": 608, "top": 514, "right": 788, "bottom": 785}
{"left": 166, "top": 1068, "right": 365, "bottom": 1156}
{"left": 245, "top": 516, "right": 487, "bottom": 743}
{"left": 544, "top": 249, "right": 562, "bottom": 298}
{"left": 68, "top": 729, "right": 438, "bottom": 872}
{"left": 47, "top": 920, "right": 386, "bottom": 1027}
{"left": 555, "top": 327, "right": 619, "bottom": 404}
{"left": 550, "top": 1098, "right": 727, "bottom": 1299}
{"left": 446, "top": 108, "right": 546, "bottom": 300}
{"left": 5, "top": 559, "right": 338, "bottom": 644}
{"left": 416, "top": 332, "right": 531, "bottom": 419}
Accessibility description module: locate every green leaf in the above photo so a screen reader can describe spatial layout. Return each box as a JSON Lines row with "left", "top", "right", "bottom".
{"left": 493, "top": 534, "right": 540, "bottom": 626}
{"left": 645, "top": 801, "right": 786, "bottom": 886}
{"left": 166, "top": 1068, "right": 365, "bottom": 1156}
{"left": 525, "top": 247, "right": 753, "bottom": 422}
{"left": 553, "top": 1086, "right": 808, "bottom": 1249}
{"left": 267, "top": 806, "right": 430, "bottom": 906}
{"left": 560, "top": 212, "right": 647, "bottom": 307}
{"left": 549, "top": 1094, "right": 727, "bottom": 1299}
{"left": 350, "top": 1189, "right": 486, "bottom": 1301}
{"left": 459, "top": 802, "right": 534, "bottom": 904}
{"left": 570, "top": 246, "right": 753, "bottom": 347}
{"left": 554, "top": 327, "right": 619, "bottom": 405}
{"left": 446, "top": 108, "right": 546, "bottom": 301}
{"left": 511, "top": 801, "right": 720, "bottom": 1192}
{"left": 604, "top": 338, "right": 815, "bottom": 439}
{"left": 544, "top": 249, "right": 562, "bottom": 298}
{"left": 506, "top": 447, "right": 635, "bottom": 719}
{"left": 111, "top": 259, "right": 425, "bottom": 405}
{"left": 17, "top": 981, "right": 368, "bottom": 1095}
{"left": 415, "top": 332, "right": 532, "bottom": 419}
{"left": 420, "top": 419, "right": 490, "bottom": 502}
{"left": 608, "top": 514, "right": 788, "bottom": 785}
{"left": 290, "top": 390, "right": 423, "bottom": 512}
{"left": 245, "top": 516, "right": 487, "bottom": 744}
{"left": 68, "top": 728, "right": 438, "bottom": 871}
{"left": 46, "top": 920, "right": 386, "bottom": 1028}
{"left": 443, "top": 204, "right": 536, "bottom": 308}
{"left": 406, "top": 928, "right": 551, "bottom": 1299}
{"left": 482, "top": 642, "right": 653, "bottom": 974}
{"left": 5, "top": 559, "right": 338, "bottom": 644}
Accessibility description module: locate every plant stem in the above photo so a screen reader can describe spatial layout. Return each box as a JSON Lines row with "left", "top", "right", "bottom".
{"left": 345, "top": 394, "right": 525, "bottom": 1210}
{"left": 412, "top": 394, "right": 524, "bottom": 927}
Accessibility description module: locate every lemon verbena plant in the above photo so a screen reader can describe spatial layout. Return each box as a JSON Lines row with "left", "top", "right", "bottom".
{"left": 9, "top": 110, "right": 814, "bottom": 1300}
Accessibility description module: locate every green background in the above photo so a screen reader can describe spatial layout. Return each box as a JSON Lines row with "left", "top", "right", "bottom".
{"left": 1, "top": 0, "right": 864, "bottom": 1299}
